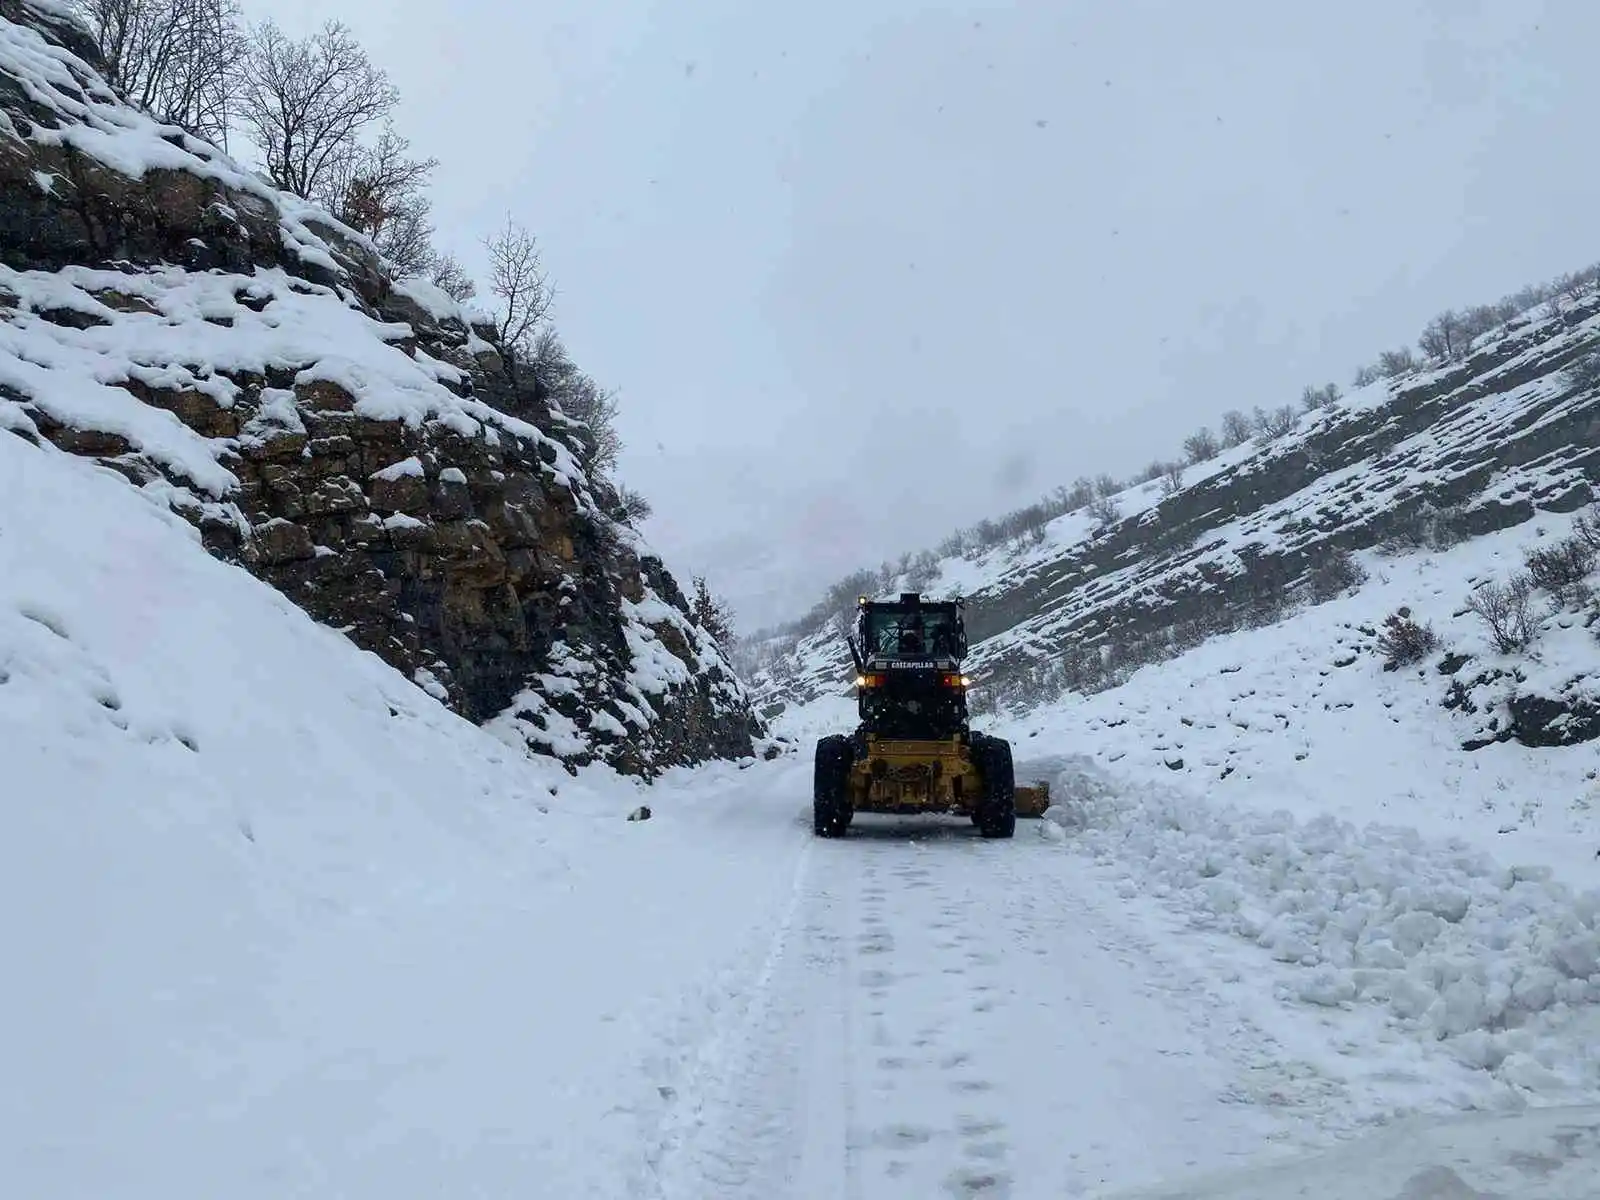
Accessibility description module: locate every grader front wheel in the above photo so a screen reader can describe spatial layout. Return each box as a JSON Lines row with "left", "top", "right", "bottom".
{"left": 972, "top": 734, "right": 1016, "bottom": 839}
{"left": 813, "top": 734, "right": 854, "bottom": 837}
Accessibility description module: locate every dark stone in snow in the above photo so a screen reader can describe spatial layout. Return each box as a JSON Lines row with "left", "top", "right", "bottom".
{"left": 1508, "top": 692, "right": 1600, "bottom": 748}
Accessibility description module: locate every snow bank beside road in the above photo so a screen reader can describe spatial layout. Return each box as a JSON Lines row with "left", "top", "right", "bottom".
{"left": 0, "top": 430, "right": 806, "bottom": 1198}
{"left": 1104, "top": 1103, "right": 1600, "bottom": 1200}
{"left": 1041, "top": 758, "right": 1600, "bottom": 1103}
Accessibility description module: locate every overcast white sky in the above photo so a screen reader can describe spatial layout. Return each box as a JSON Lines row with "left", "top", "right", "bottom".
{"left": 244, "top": 0, "right": 1596, "bottom": 630}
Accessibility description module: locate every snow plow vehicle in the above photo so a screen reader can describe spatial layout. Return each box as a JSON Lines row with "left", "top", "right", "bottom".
{"left": 812, "top": 593, "right": 1049, "bottom": 838}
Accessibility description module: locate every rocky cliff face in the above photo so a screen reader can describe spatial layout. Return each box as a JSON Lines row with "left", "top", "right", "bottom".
{"left": 0, "top": 0, "right": 761, "bottom": 775}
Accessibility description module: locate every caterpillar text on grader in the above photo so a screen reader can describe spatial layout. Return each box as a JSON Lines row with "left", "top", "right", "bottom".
{"left": 812, "top": 593, "right": 1049, "bottom": 838}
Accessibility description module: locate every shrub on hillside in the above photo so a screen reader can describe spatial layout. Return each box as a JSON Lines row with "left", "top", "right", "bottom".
{"left": 690, "top": 576, "right": 735, "bottom": 647}
{"left": 1300, "top": 383, "right": 1341, "bottom": 412}
{"left": 1419, "top": 310, "right": 1473, "bottom": 363}
{"left": 1219, "top": 409, "right": 1253, "bottom": 447}
{"left": 1465, "top": 573, "right": 1538, "bottom": 654}
{"left": 1245, "top": 584, "right": 1290, "bottom": 629}
{"left": 905, "top": 549, "right": 939, "bottom": 590}
{"left": 1524, "top": 534, "right": 1597, "bottom": 605}
{"left": 1253, "top": 404, "right": 1298, "bottom": 439}
{"left": 1378, "top": 347, "right": 1418, "bottom": 378}
{"left": 1061, "top": 478, "right": 1096, "bottom": 511}
{"left": 1183, "top": 427, "right": 1220, "bottom": 463}
{"left": 1574, "top": 508, "right": 1600, "bottom": 552}
{"left": 1305, "top": 549, "right": 1368, "bottom": 603}
{"left": 1060, "top": 641, "right": 1108, "bottom": 694}
{"left": 1374, "top": 607, "right": 1438, "bottom": 670}
{"left": 1087, "top": 496, "right": 1120, "bottom": 528}
{"left": 1566, "top": 350, "right": 1600, "bottom": 392}
{"left": 615, "top": 485, "right": 652, "bottom": 524}
{"left": 1377, "top": 501, "right": 1472, "bottom": 556}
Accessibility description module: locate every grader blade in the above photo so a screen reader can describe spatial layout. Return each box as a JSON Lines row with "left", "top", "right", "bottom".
{"left": 1014, "top": 780, "right": 1050, "bottom": 818}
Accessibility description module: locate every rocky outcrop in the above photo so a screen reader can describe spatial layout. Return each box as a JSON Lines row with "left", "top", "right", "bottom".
{"left": 0, "top": 1, "right": 760, "bottom": 775}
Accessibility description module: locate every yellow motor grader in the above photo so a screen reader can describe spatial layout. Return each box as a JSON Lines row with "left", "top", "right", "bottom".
{"left": 812, "top": 593, "right": 1049, "bottom": 838}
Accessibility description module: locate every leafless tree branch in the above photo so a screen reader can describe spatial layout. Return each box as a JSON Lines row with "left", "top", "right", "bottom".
{"left": 71, "top": 0, "right": 246, "bottom": 146}
{"left": 483, "top": 216, "right": 554, "bottom": 366}
{"left": 237, "top": 20, "right": 398, "bottom": 199}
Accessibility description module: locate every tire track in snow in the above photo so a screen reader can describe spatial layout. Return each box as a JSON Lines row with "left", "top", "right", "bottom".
{"left": 641, "top": 832, "right": 834, "bottom": 1200}
{"left": 792, "top": 813, "right": 1304, "bottom": 1197}
{"left": 837, "top": 832, "right": 1022, "bottom": 1197}
{"left": 642, "top": 775, "right": 1353, "bottom": 1198}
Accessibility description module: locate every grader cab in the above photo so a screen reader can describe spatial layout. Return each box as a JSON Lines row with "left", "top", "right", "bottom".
{"left": 812, "top": 593, "right": 1050, "bottom": 838}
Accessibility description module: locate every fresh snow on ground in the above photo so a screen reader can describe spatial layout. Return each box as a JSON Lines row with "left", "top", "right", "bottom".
{"left": 0, "top": 431, "right": 797, "bottom": 1197}
{"left": 1107, "top": 1104, "right": 1600, "bottom": 1199}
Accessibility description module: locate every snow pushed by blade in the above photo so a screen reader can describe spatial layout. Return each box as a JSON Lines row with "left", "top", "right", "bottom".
{"left": 1040, "top": 756, "right": 1600, "bottom": 1105}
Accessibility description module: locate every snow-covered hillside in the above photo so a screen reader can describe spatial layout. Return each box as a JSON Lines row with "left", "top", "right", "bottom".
{"left": 753, "top": 277, "right": 1600, "bottom": 749}
{"left": 0, "top": 0, "right": 758, "bottom": 776}
{"left": 753, "top": 297, "right": 1600, "bottom": 1184}
{"left": 983, "top": 512, "right": 1600, "bottom": 874}
{"left": 0, "top": 426, "right": 799, "bottom": 1195}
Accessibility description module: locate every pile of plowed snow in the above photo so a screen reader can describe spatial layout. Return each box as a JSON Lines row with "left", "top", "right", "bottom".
{"left": 950, "top": 515, "right": 1600, "bottom": 1108}
{"left": 1040, "top": 759, "right": 1600, "bottom": 1105}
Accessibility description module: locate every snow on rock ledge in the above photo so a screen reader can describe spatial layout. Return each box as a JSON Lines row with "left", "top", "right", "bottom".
{"left": 0, "top": 1, "right": 759, "bottom": 776}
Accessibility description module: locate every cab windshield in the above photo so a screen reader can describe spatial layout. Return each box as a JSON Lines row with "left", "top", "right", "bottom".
{"left": 864, "top": 608, "right": 959, "bottom": 658}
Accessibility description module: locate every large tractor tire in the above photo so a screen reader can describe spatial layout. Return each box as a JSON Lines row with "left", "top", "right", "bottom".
{"left": 813, "top": 734, "right": 854, "bottom": 837}
{"left": 972, "top": 733, "right": 1016, "bottom": 839}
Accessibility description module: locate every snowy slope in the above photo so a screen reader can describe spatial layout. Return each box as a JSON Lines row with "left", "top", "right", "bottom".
{"left": 0, "top": 429, "right": 794, "bottom": 1196}
{"left": 986, "top": 514, "right": 1600, "bottom": 883}
{"left": 753, "top": 280, "right": 1600, "bottom": 724}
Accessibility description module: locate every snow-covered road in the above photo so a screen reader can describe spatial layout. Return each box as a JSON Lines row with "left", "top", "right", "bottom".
{"left": 646, "top": 784, "right": 1293, "bottom": 1199}
{"left": 629, "top": 753, "right": 1600, "bottom": 1199}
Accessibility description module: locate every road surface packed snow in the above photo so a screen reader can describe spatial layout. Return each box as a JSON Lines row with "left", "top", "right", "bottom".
{"left": 8, "top": 432, "right": 1600, "bottom": 1195}
{"left": 639, "top": 758, "right": 1600, "bottom": 1199}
